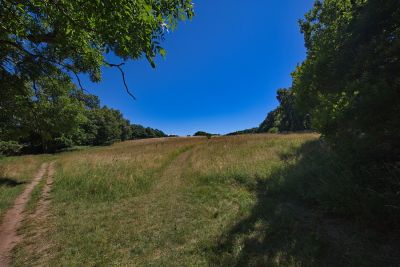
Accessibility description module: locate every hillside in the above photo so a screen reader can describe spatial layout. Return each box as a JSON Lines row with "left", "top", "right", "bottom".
{"left": 1, "top": 134, "right": 398, "bottom": 266}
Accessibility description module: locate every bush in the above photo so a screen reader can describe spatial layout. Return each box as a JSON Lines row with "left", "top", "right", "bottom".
{"left": 52, "top": 135, "right": 75, "bottom": 151}
{"left": 293, "top": 0, "right": 400, "bottom": 163}
{"left": 268, "top": 127, "right": 279, "bottom": 134}
{"left": 0, "top": 141, "right": 23, "bottom": 156}
{"left": 194, "top": 131, "right": 210, "bottom": 137}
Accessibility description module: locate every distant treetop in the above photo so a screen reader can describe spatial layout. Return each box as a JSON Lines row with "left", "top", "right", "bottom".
{"left": 193, "top": 131, "right": 219, "bottom": 137}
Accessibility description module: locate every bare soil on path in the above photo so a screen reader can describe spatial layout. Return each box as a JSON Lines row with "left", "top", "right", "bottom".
{"left": 0, "top": 162, "right": 52, "bottom": 267}
{"left": 33, "top": 162, "right": 55, "bottom": 220}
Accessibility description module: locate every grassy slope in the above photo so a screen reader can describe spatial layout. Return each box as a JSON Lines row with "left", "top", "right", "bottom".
{"left": 1, "top": 134, "right": 398, "bottom": 266}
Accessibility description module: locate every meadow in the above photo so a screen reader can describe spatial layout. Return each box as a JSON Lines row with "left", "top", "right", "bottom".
{"left": 0, "top": 134, "right": 398, "bottom": 266}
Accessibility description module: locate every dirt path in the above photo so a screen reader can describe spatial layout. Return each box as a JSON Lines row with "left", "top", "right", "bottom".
{"left": 33, "top": 162, "right": 55, "bottom": 219}
{"left": 0, "top": 162, "right": 49, "bottom": 267}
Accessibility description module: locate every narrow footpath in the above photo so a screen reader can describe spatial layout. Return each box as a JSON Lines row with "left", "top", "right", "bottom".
{"left": 0, "top": 162, "right": 54, "bottom": 267}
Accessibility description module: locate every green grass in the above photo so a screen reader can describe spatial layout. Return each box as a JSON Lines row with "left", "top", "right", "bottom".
{"left": 25, "top": 173, "right": 47, "bottom": 215}
{"left": 0, "top": 155, "right": 51, "bottom": 220}
{"left": 1, "top": 134, "right": 398, "bottom": 266}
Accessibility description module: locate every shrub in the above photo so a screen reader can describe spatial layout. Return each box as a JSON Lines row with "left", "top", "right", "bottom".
{"left": 0, "top": 141, "right": 23, "bottom": 156}
{"left": 268, "top": 127, "right": 279, "bottom": 134}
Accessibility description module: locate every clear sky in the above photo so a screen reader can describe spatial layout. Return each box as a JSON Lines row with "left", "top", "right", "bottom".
{"left": 84, "top": 1, "right": 314, "bottom": 136}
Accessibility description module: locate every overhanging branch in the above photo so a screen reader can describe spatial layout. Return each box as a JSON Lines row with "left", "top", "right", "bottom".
{"left": 1, "top": 40, "right": 136, "bottom": 100}
{"left": 105, "top": 61, "right": 136, "bottom": 100}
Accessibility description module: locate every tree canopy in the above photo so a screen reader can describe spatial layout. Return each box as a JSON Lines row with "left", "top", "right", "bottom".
{"left": 292, "top": 0, "right": 400, "bottom": 162}
{"left": 258, "top": 88, "right": 311, "bottom": 133}
{"left": 226, "top": 128, "right": 258, "bottom": 136}
{"left": 194, "top": 131, "right": 219, "bottom": 137}
{"left": 1, "top": 90, "right": 167, "bottom": 154}
{"left": 286, "top": 0, "right": 400, "bottom": 229}
{"left": 0, "top": 0, "right": 192, "bottom": 153}
{"left": 0, "top": 0, "right": 194, "bottom": 94}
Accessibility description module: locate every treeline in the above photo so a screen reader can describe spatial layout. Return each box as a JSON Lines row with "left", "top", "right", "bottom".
{"left": 77, "top": 103, "right": 167, "bottom": 147}
{"left": 286, "top": 0, "right": 399, "bottom": 230}
{"left": 294, "top": 0, "right": 400, "bottom": 164}
{"left": 0, "top": 87, "right": 166, "bottom": 155}
{"left": 228, "top": 88, "right": 311, "bottom": 135}
{"left": 236, "top": 0, "right": 399, "bottom": 164}
{"left": 226, "top": 128, "right": 258, "bottom": 136}
{"left": 229, "top": 0, "right": 400, "bottom": 230}
{"left": 290, "top": 0, "right": 400, "bottom": 229}
{"left": 258, "top": 88, "right": 310, "bottom": 133}
{"left": 193, "top": 131, "right": 220, "bottom": 137}
{"left": 0, "top": 0, "right": 192, "bottom": 156}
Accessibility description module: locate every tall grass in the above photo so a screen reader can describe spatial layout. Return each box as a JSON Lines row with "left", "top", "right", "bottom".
{"left": 210, "top": 138, "right": 400, "bottom": 266}
{"left": 3, "top": 134, "right": 399, "bottom": 266}
{"left": 53, "top": 140, "right": 196, "bottom": 203}
{"left": 0, "top": 155, "right": 51, "bottom": 219}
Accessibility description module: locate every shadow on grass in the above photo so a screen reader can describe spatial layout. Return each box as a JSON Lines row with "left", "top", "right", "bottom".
{"left": 0, "top": 177, "right": 26, "bottom": 187}
{"left": 209, "top": 140, "right": 400, "bottom": 267}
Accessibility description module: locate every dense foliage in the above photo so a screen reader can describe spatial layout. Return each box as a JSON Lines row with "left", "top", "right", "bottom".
{"left": 0, "top": 86, "right": 166, "bottom": 154}
{"left": 0, "top": 0, "right": 193, "bottom": 93}
{"left": 289, "top": 0, "right": 400, "bottom": 229}
{"left": 1, "top": 78, "right": 86, "bottom": 153}
{"left": 88, "top": 109, "right": 166, "bottom": 144}
{"left": 293, "top": 0, "right": 400, "bottom": 163}
{"left": 193, "top": 131, "right": 219, "bottom": 137}
{"left": 226, "top": 128, "right": 258, "bottom": 136}
{"left": 230, "top": 0, "right": 400, "bottom": 231}
{"left": 130, "top": 124, "right": 166, "bottom": 140}
{"left": 0, "top": 0, "right": 190, "bottom": 154}
{"left": 76, "top": 100, "right": 166, "bottom": 147}
{"left": 258, "top": 88, "right": 311, "bottom": 133}
{"left": 227, "top": 89, "right": 311, "bottom": 136}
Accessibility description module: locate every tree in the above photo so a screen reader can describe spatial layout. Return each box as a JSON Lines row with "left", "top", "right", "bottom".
{"left": 86, "top": 107, "right": 124, "bottom": 146}
{"left": 120, "top": 119, "right": 133, "bottom": 142}
{"left": 130, "top": 124, "right": 166, "bottom": 139}
{"left": 194, "top": 131, "right": 211, "bottom": 137}
{"left": 226, "top": 128, "right": 258, "bottom": 136}
{"left": 0, "top": 0, "right": 193, "bottom": 151}
{"left": 258, "top": 88, "right": 310, "bottom": 133}
{"left": 276, "top": 89, "right": 309, "bottom": 132}
{"left": 0, "top": 0, "right": 194, "bottom": 97}
{"left": 0, "top": 75, "right": 86, "bottom": 152}
{"left": 293, "top": 0, "right": 400, "bottom": 162}
{"left": 258, "top": 109, "right": 280, "bottom": 133}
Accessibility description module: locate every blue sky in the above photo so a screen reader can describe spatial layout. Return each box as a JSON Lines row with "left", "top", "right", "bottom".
{"left": 84, "top": 1, "right": 313, "bottom": 136}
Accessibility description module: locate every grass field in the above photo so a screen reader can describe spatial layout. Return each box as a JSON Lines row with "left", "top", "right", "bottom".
{"left": 0, "top": 155, "right": 52, "bottom": 220}
{"left": 1, "top": 134, "right": 398, "bottom": 266}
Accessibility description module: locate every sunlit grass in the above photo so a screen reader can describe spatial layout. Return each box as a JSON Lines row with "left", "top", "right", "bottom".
{"left": 5, "top": 134, "right": 395, "bottom": 266}
{"left": 7, "top": 134, "right": 318, "bottom": 266}
{"left": 0, "top": 155, "right": 51, "bottom": 220}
